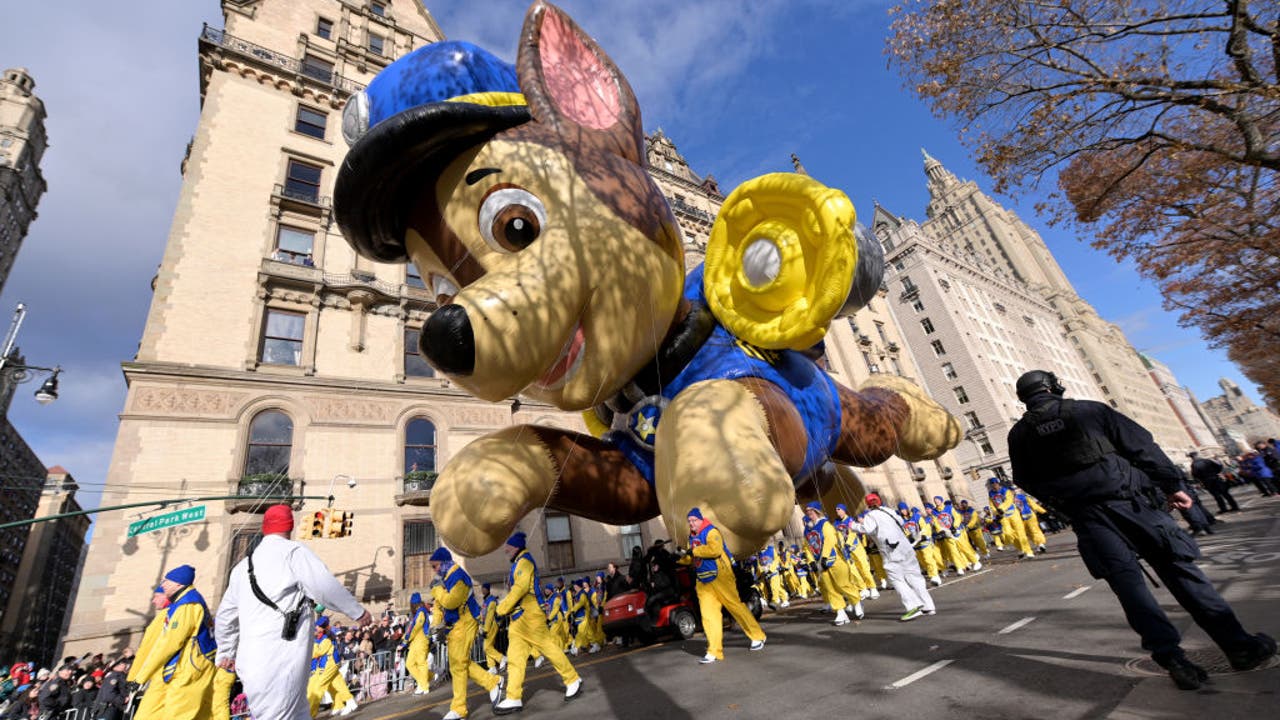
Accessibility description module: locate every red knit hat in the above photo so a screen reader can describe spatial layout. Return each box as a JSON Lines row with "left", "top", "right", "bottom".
{"left": 262, "top": 505, "right": 295, "bottom": 535}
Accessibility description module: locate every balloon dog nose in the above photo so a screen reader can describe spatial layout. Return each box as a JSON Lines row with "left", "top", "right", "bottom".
{"left": 421, "top": 304, "right": 475, "bottom": 375}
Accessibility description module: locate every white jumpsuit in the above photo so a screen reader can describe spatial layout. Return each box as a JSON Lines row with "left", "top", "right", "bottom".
{"left": 215, "top": 535, "right": 365, "bottom": 720}
{"left": 848, "top": 508, "right": 935, "bottom": 613}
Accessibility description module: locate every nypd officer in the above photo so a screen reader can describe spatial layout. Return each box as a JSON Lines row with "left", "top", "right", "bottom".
{"left": 1007, "top": 370, "right": 1275, "bottom": 690}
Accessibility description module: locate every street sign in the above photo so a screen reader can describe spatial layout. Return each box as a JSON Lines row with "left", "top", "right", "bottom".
{"left": 127, "top": 506, "right": 206, "bottom": 537}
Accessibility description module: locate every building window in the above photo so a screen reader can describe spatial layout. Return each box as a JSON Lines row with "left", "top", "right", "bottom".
{"left": 620, "top": 524, "right": 644, "bottom": 558}
{"left": 902, "top": 276, "right": 917, "bottom": 292}
{"left": 406, "top": 264, "right": 426, "bottom": 289}
{"left": 284, "top": 159, "right": 322, "bottom": 203}
{"left": 964, "top": 411, "right": 982, "bottom": 429}
{"left": 368, "top": 33, "right": 385, "bottom": 55}
{"left": 260, "top": 309, "right": 305, "bottom": 365}
{"left": 545, "top": 513, "right": 575, "bottom": 571}
{"left": 941, "top": 361, "right": 957, "bottom": 379}
{"left": 404, "top": 328, "right": 434, "bottom": 377}
{"left": 911, "top": 299, "right": 925, "bottom": 313}
{"left": 227, "top": 530, "right": 263, "bottom": 580}
{"left": 954, "top": 386, "right": 970, "bottom": 404}
{"left": 294, "top": 106, "right": 327, "bottom": 139}
{"left": 931, "top": 339, "right": 946, "bottom": 356}
{"left": 920, "top": 318, "right": 935, "bottom": 334}
{"left": 243, "top": 410, "right": 293, "bottom": 478}
{"left": 316, "top": 17, "right": 333, "bottom": 39}
{"left": 874, "top": 321, "right": 888, "bottom": 344}
{"left": 403, "top": 520, "right": 438, "bottom": 589}
{"left": 404, "top": 417, "right": 436, "bottom": 474}
{"left": 370, "top": 1, "right": 386, "bottom": 17}
{"left": 979, "top": 437, "right": 995, "bottom": 455}
{"left": 889, "top": 356, "right": 903, "bottom": 375}
{"left": 300, "top": 54, "right": 334, "bottom": 83}
{"left": 274, "top": 226, "right": 314, "bottom": 264}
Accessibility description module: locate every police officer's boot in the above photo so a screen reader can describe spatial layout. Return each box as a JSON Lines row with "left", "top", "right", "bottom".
{"left": 1163, "top": 655, "right": 1209, "bottom": 690}
{"left": 1227, "top": 633, "right": 1277, "bottom": 672}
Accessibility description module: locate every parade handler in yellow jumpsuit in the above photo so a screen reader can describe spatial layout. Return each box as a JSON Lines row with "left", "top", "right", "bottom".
{"left": 990, "top": 480, "right": 1035, "bottom": 558}
{"left": 493, "top": 532, "right": 582, "bottom": 715}
{"left": 676, "top": 508, "right": 767, "bottom": 664}
{"left": 428, "top": 548, "right": 502, "bottom": 720}
{"left": 803, "top": 502, "right": 864, "bottom": 625}
{"left": 307, "top": 617, "right": 357, "bottom": 717}
{"left": 127, "top": 587, "right": 171, "bottom": 720}
{"left": 478, "top": 583, "right": 504, "bottom": 671}
{"left": 1016, "top": 491, "right": 1049, "bottom": 552}
{"left": 402, "top": 592, "right": 433, "bottom": 694}
{"left": 130, "top": 565, "right": 216, "bottom": 720}
{"left": 957, "top": 499, "right": 991, "bottom": 558}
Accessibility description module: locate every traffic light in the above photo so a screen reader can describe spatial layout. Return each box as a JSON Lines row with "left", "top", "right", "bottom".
{"left": 327, "top": 510, "right": 346, "bottom": 539}
{"left": 341, "top": 511, "right": 353, "bottom": 538}
{"left": 310, "top": 509, "right": 330, "bottom": 539}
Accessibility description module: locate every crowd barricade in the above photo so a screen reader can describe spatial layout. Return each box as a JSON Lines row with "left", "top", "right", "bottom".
{"left": 348, "top": 649, "right": 408, "bottom": 701}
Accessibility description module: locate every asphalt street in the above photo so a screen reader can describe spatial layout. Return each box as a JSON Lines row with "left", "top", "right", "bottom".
{"left": 350, "top": 489, "right": 1280, "bottom": 720}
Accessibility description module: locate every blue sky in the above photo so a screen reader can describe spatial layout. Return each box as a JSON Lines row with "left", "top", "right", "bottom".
{"left": 0, "top": 0, "right": 1260, "bottom": 515}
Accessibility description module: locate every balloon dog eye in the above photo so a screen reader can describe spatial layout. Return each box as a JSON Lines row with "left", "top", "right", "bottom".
{"left": 478, "top": 186, "right": 546, "bottom": 253}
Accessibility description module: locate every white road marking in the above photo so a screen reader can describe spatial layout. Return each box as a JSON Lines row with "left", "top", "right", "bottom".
{"left": 997, "top": 616, "right": 1036, "bottom": 635}
{"left": 1062, "top": 586, "right": 1091, "bottom": 600}
{"left": 886, "top": 659, "right": 954, "bottom": 689}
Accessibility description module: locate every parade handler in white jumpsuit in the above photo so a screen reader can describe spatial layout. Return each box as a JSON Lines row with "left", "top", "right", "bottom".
{"left": 847, "top": 494, "right": 936, "bottom": 621}
{"left": 215, "top": 505, "right": 372, "bottom": 720}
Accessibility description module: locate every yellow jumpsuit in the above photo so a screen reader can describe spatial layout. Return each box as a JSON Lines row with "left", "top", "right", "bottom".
{"left": 992, "top": 489, "right": 1034, "bottom": 556}
{"left": 549, "top": 592, "right": 571, "bottom": 651}
{"left": 496, "top": 550, "right": 579, "bottom": 702}
{"left": 807, "top": 519, "right": 862, "bottom": 611}
{"left": 680, "top": 524, "right": 766, "bottom": 660}
{"left": 588, "top": 585, "right": 605, "bottom": 647}
{"left": 866, "top": 542, "right": 887, "bottom": 586}
{"left": 761, "top": 549, "right": 789, "bottom": 606}
{"left": 845, "top": 531, "right": 876, "bottom": 591}
{"left": 436, "top": 564, "right": 499, "bottom": 718}
{"left": 129, "top": 612, "right": 169, "bottom": 720}
{"left": 307, "top": 633, "right": 354, "bottom": 716}
{"left": 908, "top": 515, "right": 941, "bottom": 579}
{"left": 480, "top": 595, "right": 503, "bottom": 668}
{"left": 961, "top": 506, "right": 990, "bottom": 556}
{"left": 932, "top": 505, "right": 977, "bottom": 571}
{"left": 212, "top": 667, "right": 235, "bottom": 720}
{"left": 403, "top": 607, "right": 432, "bottom": 692}
{"left": 570, "top": 589, "right": 591, "bottom": 652}
{"left": 793, "top": 549, "right": 814, "bottom": 597}
{"left": 1019, "top": 494, "right": 1048, "bottom": 549}
{"left": 130, "top": 588, "right": 216, "bottom": 720}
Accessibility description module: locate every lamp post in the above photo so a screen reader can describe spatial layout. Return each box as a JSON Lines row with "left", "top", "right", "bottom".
{"left": 1, "top": 304, "right": 62, "bottom": 410}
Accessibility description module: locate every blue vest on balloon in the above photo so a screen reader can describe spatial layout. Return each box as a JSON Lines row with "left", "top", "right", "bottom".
{"left": 507, "top": 550, "right": 540, "bottom": 621}
{"left": 163, "top": 588, "right": 217, "bottom": 683}
{"left": 690, "top": 523, "right": 729, "bottom": 583}
{"left": 605, "top": 264, "right": 842, "bottom": 486}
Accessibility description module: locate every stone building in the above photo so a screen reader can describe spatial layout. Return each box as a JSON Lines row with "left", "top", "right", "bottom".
{"left": 0, "top": 467, "right": 88, "bottom": 667}
{"left": 0, "top": 67, "right": 47, "bottom": 295}
{"left": 878, "top": 151, "right": 1200, "bottom": 475}
{"left": 0, "top": 415, "right": 45, "bottom": 638}
{"left": 873, "top": 203, "right": 1103, "bottom": 487}
{"left": 61, "top": 0, "right": 958, "bottom": 657}
{"left": 1200, "top": 378, "right": 1280, "bottom": 451}
{"left": 1141, "top": 355, "right": 1223, "bottom": 458}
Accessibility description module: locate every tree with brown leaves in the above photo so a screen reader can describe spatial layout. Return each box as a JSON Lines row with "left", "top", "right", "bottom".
{"left": 887, "top": 0, "right": 1280, "bottom": 409}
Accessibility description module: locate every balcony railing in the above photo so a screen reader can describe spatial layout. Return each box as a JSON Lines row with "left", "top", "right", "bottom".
{"left": 227, "top": 474, "right": 299, "bottom": 513}
{"left": 670, "top": 197, "right": 716, "bottom": 224}
{"left": 200, "top": 24, "right": 365, "bottom": 96}
{"left": 395, "top": 471, "right": 438, "bottom": 506}
{"left": 273, "top": 183, "right": 331, "bottom": 209}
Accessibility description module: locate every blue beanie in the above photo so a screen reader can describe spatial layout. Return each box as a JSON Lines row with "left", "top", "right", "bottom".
{"left": 897, "top": 501, "right": 909, "bottom": 510}
{"left": 934, "top": 496, "right": 945, "bottom": 503}
{"left": 687, "top": 507, "right": 703, "bottom": 519}
{"left": 164, "top": 565, "right": 196, "bottom": 586}
{"left": 805, "top": 501, "right": 823, "bottom": 512}
{"left": 316, "top": 616, "right": 329, "bottom": 628}
{"left": 482, "top": 582, "right": 492, "bottom": 591}
{"left": 543, "top": 583, "right": 553, "bottom": 592}
{"left": 596, "top": 571, "right": 605, "bottom": 578}
{"left": 429, "top": 547, "right": 452, "bottom": 563}
{"left": 506, "top": 532, "right": 527, "bottom": 549}
{"left": 836, "top": 503, "right": 848, "bottom": 512}
{"left": 410, "top": 592, "right": 422, "bottom": 604}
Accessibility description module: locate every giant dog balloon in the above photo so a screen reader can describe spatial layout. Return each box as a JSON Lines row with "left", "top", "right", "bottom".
{"left": 335, "top": 1, "right": 962, "bottom": 556}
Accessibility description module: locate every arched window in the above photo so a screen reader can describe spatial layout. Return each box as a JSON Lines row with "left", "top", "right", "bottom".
{"left": 404, "top": 418, "right": 436, "bottom": 475}
{"left": 244, "top": 410, "right": 293, "bottom": 478}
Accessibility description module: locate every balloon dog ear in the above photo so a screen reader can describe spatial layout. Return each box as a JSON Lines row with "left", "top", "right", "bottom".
{"left": 516, "top": 1, "right": 644, "bottom": 164}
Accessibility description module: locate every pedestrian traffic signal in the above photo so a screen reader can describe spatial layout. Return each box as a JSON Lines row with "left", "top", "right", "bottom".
{"left": 339, "top": 511, "right": 353, "bottom": 538}
{"left": 310, "top": 509, "right": 330, "bottom": 539}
